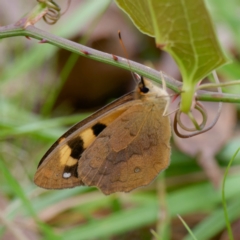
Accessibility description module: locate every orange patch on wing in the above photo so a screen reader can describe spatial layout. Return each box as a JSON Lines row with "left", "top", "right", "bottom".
{"left": 59, "top": 145, "right": 72, "bottom": 166}
{"left": 81, "top": 128, "right": 96, "bottom": 149}
{"left": 66, "top": 157, "right": 78, "bottom": 166}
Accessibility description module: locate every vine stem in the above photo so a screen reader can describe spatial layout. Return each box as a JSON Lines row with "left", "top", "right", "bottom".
{"left": 0, "top": 24, "right": 240, "bottom": 103}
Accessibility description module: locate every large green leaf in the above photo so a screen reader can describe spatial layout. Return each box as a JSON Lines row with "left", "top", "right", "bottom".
{"left": 115, "top": 0, "right": 229, "bottom": 112}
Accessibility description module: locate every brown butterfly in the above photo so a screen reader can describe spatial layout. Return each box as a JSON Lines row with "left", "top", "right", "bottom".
{"left": 34, "top": 75, "right": 171, "bottom": 195}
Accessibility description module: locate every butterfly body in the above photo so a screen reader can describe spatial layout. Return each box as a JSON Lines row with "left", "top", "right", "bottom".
{"left": 34, "top": 78, "right": 171, "bottom": 195}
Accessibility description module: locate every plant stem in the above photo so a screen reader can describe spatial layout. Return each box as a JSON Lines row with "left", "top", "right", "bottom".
{"left": 0, "top": 24, "right": 240, "bottom": 103}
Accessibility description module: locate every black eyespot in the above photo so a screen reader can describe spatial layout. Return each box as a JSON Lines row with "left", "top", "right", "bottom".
{"left": 63, "top": 163, "right": 78, "bottom": 178}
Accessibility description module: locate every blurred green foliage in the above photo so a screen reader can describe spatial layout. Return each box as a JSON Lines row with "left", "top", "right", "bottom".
{"left": 0, "top": 0, "right": 240, "bottom": 239}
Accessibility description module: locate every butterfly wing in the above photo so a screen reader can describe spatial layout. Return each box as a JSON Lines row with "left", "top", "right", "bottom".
{"left": 34, "top": 92, "right": 135, "bottom": 189}
{"left": 78, "top": 100, "right": 171, "bottom": 195}
{"left": 35, "top": 83, "right": 171, "bottom": 195}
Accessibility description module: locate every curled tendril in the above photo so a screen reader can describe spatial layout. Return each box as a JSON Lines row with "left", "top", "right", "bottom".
{"left": 176, "top": 102, "right": 207, "bottom": 132}
{"left": 174, "top": 71, "right": 222, "bottom": 138}
{"left": 174, "top": 101, "right": 222, "bottom": 138}
{"left": 37, "top": 0, "right": 61, "bottom": 25}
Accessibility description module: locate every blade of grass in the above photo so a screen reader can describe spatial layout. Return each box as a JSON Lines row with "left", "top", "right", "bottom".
{"left": 178, "top": 214, "right": 198, "bottom": 240}
{"left": 222, "top": 147, "right": 240, "bottom": 240}
{"left": 0, "top": 158, "right": 60, "bottom": 239}
{"left": 183, "top": 199, "right": 240, "bottom": 240}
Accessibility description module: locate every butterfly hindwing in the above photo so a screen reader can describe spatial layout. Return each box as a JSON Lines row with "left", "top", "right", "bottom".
{"left": 78, "top": 100, "right": 171, "bottom": 195}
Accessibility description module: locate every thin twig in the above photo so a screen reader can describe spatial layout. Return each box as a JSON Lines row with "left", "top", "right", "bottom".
{"left": 197, "top": 80, "right": 240, "bottom": 90}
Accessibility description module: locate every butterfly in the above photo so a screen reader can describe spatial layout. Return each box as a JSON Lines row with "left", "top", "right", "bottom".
{"left": 34, "top": 75, "right": 171, "bottom": 195}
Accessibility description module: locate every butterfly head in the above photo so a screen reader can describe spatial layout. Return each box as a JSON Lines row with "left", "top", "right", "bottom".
{"left": 136, "top": 75, "right": 169, "bottom": 101}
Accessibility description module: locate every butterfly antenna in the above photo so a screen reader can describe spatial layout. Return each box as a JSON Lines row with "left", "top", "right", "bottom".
{"left": 160, "top": 71, "right": 167, "bottom": 92}
{"left": 118, "top": 31, "right": 139, "bottom": 84}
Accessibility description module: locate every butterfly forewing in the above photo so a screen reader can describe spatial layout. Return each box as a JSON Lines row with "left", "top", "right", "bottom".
{"left": 34, "top": 92, "right": 135, "bottom": 189}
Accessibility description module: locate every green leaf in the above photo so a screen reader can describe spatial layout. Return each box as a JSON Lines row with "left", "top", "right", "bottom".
{"left": 115, "top": 0, "right": 229, "bottom": 112}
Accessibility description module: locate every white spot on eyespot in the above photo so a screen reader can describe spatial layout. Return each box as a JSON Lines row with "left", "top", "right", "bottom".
{"left": 63, "top": 172, "right": 71, "bottom": 178}
{"left": 134, "top": 167, "right": 141, "bottom": 173}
